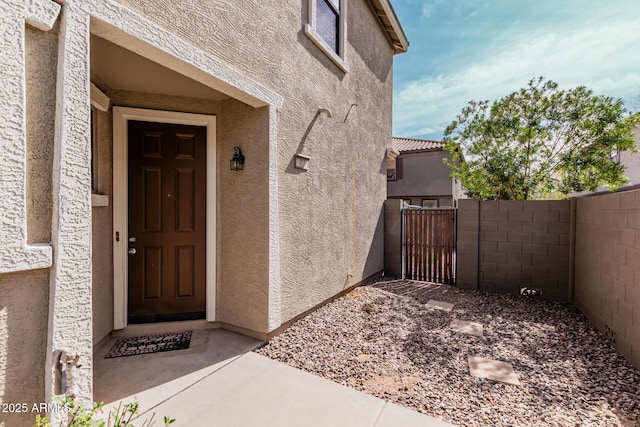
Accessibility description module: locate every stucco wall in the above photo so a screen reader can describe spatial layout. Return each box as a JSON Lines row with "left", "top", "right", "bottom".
{"left": 2, "top": 0, "right": 394, "bottom": 419}
{"left": 92, "top": 107, "right": 114, "bottom": 346}
{"left": 387, "top": 151, "right": 453, "bottom": 201}
{"left": 110, "top": 0, "right": 390, "bottom": 326}
{"left": 217, "top": 99, "right": 270, "bottom": 331}
{"left": 0, "top": 27, "right": 57, "bottom": 427}
{"left": 0, "top": 272, "right": 50, "bottom": 427}
{"left": 617, "top": 128, "right": 640, "bottom": 187}
{"left": 26, "top": 27, "right": 56, "bottom": 244}
{"left": 575, "top": 191, "right": 640, "bottom": 370}
{"left": 8, "top": 1, "right": 394, "bottom": 389}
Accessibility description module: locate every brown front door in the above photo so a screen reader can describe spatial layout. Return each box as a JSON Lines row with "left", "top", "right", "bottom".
{"left": 127, "top": 120, "right": 207, "bottom": 323}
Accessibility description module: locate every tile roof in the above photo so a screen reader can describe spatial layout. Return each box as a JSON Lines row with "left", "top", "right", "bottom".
{"left": 392, "top": 137, "right": 445, "bottom": 153}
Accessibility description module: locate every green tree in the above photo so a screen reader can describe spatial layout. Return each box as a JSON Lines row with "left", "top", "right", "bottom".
{"left": 443, "top": 77, "right": 640, "bottom": 200}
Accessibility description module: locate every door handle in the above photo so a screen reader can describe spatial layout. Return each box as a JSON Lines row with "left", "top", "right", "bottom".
{"left": 128, "top": 248, "right": 137, "bottom": 255}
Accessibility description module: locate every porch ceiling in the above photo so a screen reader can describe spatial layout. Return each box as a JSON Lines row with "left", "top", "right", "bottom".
{"left": 90, "top": 35, "right": 229, "bottom": 101}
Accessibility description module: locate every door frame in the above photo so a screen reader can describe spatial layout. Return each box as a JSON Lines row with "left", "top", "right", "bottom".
{"left": 113, "top": 107, "right": 216, "bottom": 330}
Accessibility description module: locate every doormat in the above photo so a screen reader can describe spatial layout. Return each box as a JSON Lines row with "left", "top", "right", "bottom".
{"left": 105, "top": 331, "right": 192, "bottom": 358}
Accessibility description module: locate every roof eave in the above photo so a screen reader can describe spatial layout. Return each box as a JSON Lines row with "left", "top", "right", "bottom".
{"left": 398, "top": 148, "right": 445, "bottom": 155}
{"left": 368, "top": 0, "right": 409, "bottom": 54}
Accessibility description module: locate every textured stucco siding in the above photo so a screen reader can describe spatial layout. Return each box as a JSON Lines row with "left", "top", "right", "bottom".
{"left": 618, "top": 128, "right": 640, "bottom": 187}
{"left": 0, "top": 27, "right": 57, "bottom": 427}
{"left": 111, "top": 0, "right": 390, "bottom": 326}
{"left": 45, "top": 1, "right": 94, "bottom": 407}
{"left": 91, "top": 107, "right": 113, "bottom": 346}
{"left": 217, "top": 99, "right": 271, "bottom": 331}
{"left": 0, "top": 272, "right": 50, "bottom": 427}
{"left": 275, "top": 0, "right": 390, "bottom": 322}
{"left": 2, "top": 0, "right": 395, "bottom": 419}
{"left": 387, "top": 151, "right": 453, "bottom": 201}
{"left": 26, "top": 27, "right": 56, "bottom": 244}
{"left": 575, "top": 191, "right": 640, "bottom": 370}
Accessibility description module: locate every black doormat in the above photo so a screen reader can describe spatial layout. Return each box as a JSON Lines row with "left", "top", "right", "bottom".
{"left": 105, "top": 331, "right": 192, "bottom": 358}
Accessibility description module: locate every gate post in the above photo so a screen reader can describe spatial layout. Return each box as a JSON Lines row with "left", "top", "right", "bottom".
{"left": 384, "top": 199, "right": 403, "bottom": 278}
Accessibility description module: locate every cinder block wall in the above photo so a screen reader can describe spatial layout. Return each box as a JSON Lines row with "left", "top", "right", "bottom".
{"left": 575, "top": 190, "right": 640, "bottom": 369}
{"left": 456, "top": 199, "right": 480, "bottom": 289}
{"left": 457, "top": 200, "right": 572, "bottom": 301}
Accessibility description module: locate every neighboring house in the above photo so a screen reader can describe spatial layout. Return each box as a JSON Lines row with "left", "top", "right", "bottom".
{"left": 571, "top": 126, "right": 640, "bottom": 196}
{"left": 387, "top": 137, "right": 464, "bottom": 208}
{"left": 0, "top": 0, "right": 408, "bottom": 423}
{"left": 617, "top": 127, "right": 640, "bottom": 185}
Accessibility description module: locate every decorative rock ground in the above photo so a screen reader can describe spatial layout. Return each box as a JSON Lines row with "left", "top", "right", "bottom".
{"left": 257, "top": 279, "right": 640, "bottom": 427}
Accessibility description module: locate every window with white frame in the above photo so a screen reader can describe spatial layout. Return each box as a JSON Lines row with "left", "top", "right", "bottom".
{"left": 305, "top": 0, "right": 348, "bottom": 72}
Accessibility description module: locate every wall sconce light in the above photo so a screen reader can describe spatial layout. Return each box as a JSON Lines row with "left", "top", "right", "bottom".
{"left": 230, "top": 146, "right": 245, "bottom": 171}
{"left": 294, "top": 153, "right": 311, "bottom": 170}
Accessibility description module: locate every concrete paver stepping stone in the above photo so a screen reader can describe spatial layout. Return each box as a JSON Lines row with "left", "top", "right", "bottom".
{"left": 356, "top": 354, "right": 374, "bottom": 363}
{"left": 468, "top": 356, "right": 520, "bottom": 385}
{"left": 425, "top": 299, "right": 454, "bottom": 312}
{"left": 450, "top": 319, "right": 483, "bottom": 337}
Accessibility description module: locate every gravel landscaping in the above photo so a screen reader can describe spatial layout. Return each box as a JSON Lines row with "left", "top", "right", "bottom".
{"left": 257, "top": 279, "right": 640, "bottom": 427}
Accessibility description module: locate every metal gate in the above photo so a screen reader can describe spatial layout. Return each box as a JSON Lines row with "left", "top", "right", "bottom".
{"left": 402, "top": 208, "right": 456, "bottom": 284}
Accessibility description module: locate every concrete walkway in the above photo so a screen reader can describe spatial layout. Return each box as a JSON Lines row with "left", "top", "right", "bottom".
{"left": 94, "top": 328, "right": 454, "bottom": 427}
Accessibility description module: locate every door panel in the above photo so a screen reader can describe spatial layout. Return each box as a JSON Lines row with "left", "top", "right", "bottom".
{"left": 128, "top": 120, "right": 207, "bottom": 323}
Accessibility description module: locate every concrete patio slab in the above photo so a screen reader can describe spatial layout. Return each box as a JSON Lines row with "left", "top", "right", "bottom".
{"left": 375, "top": 402, "right": 454, "bottom": 427}
{"left": 468, "top": 356, "right": 520, "bottom": 385}
{"left": 96, "top": 328, "right": 457, "bottom": 426}
{"left": 426, "top": 299, "right": 454, "bottom": 312}
{"left": 94, "top": 328, "right": 262, "bottom": 414}
{"left": 450, "top": 319, "right": 483, "bottom": 337}
{"left": 144, "top": 352, "right": 456, "bottom": 426}
{"left": 149, "top": 351, "right": 385, "bottom": 426}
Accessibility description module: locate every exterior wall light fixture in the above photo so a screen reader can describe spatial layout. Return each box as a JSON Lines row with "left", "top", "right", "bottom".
{"left": 294, "top": 153, "right": 311, "bottom": 170}
{"left": 230, "top": 146, "right": 245, "bottom": 171}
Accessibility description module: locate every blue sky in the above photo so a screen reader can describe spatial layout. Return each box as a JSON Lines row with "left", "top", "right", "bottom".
{"left": 391, "top": 0, "right": 640, "bottom": 140}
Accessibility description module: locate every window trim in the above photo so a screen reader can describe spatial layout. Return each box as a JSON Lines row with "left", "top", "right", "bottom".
{"left": 305, "top": 0, "right": 349, "bottom": 73}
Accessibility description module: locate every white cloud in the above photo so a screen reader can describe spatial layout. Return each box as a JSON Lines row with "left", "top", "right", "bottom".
{"left": 394, "top": 15, "right": 640, "bottom": 139}
{"left": 420, "top": 0, "right": 475, "bottom": 20}
{"left": 420, "top": 0, "right": 444, "bottom": 18}
{"left": 421, "top": 3, "right": 435, "bottom": 18}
